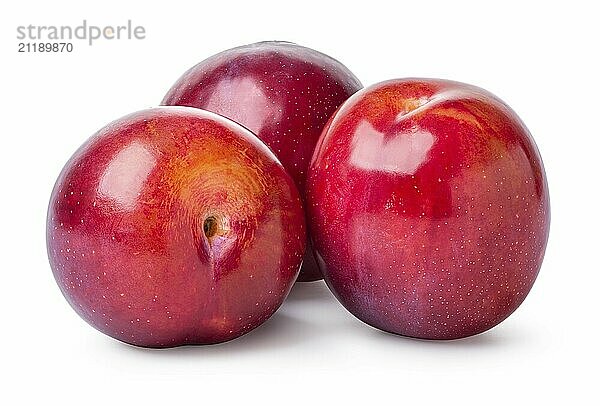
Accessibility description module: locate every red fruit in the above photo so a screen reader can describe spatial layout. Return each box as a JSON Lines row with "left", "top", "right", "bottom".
{"left": 47, "top": 107, "right": 305, "bottom": 348}
{"left": 307, "top": 79, "right": 550, "bottom": 339}
{"left": 162, "top": 41, "right": 362, "bottom": 281}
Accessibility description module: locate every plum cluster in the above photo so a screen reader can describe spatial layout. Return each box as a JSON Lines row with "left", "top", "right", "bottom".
{"left": 47, "top": 41, "right": 550, "bottom": 348}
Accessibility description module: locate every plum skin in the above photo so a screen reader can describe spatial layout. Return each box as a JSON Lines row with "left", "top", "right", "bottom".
{"left": 307, "top": 78, "right": 550, "bottom": 340}
{"left": 47, "top": 107, "right": 306, "bottom": 348}
{"left": 162, "top": 41, "right": 362, "bottom": 281}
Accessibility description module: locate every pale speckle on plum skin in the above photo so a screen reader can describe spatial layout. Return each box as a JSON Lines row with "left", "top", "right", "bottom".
{"left": 307, "top": 78, "right": 550, "bottom": 340}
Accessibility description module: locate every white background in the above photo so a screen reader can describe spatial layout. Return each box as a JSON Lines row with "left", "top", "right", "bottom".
{"left": 1, "top": 0, "right": 598, "bottom": 404}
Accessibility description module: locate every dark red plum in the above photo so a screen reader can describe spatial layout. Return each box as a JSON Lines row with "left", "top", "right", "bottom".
{"left": 307, "top": 78, "right": 550, "bottom": 339}
{"left": 47, "top": 107, "right": 305, "bottom": 347}
{"left": 162, "top": 41, "right": 362, "bottom": 281}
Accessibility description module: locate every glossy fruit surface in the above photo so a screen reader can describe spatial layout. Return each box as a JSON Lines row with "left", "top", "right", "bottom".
{"left": 307, "top": 78, "right": 550, "bottom": 339}
{"left": 162, "top": 41, "right": 362, "bottom": 281}
{"left": 47, "top": 107, "right": 305, "bottom": 347}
